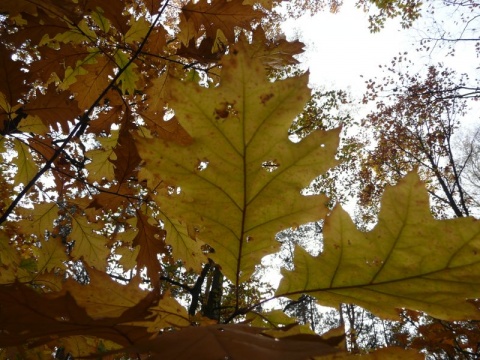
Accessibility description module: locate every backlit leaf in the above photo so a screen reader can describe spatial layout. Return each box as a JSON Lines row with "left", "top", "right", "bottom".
{"left": 61, "top": 60, "right": 88, "bottom": 90}
{"left": 24, "top": 86, "right": 81, "bottom": 133}
{"left": 17, "top": 115, "right": 48, "bottom": 135}
{"left": 116, "top": 245, "right": 140, "bottom": 271}
{"left": 278, "top": 171, "right": 480, "bottom": 321}
{"left": 13, "top": 139, "right": 37, "bottom": 186}
{"left": 0, "top": 282, "right": 157, "bottom": 348}
{"left": 85, "top": 129, "right": 119, "bottom": 182}
{"left": 28, "top": 44, "right": 91, "bottom": 85}
{"left": 68, "top": 52, "right": 113, "bottom": 109}
{"left": 137, "top": 41, "right": 339, "bottom": 283}
{"left": 0, "top": 43, "right": 29, "bottom": 104}
{"left": 85, "top": 0, "right": 129, "bottom": 34}
{"left": 248, "top": 29, "right": 305, "bottom": 69}
{"left": 36, "top": 237, "right": 68, "bottom": 272}
{"left": 124, "top": 16, "right": 150, "bottom": 44}
{"left": 90, "top": 7, "right": 111, "bottom": 33}
{"left": 132, "top": 210, "right": 169, "bottom": 282}
{"left": 180, "top": 0, "right": 263, "bottom": 43}
{"left": 54, "top": 19, "right": 97, "bottom": 45}
{"left": 53, "top": 336, "right": 122, "bottom": 359}
{"left": 17, "top": 202, "right": 58, "bottom": 237}
{"left": 114, "top": 50, "right": 140, "bottom": 95}
{"left": 128, "top": 291, "right": 191, "bottom": 331}
{"left": 62, "top": 268, "right": 148, "bottom": 319}
{"left": 0, "top": 231, "right": 21, "bottom": 282}
{"left": 69, "top": 214, "right": 110, "bottom": 269}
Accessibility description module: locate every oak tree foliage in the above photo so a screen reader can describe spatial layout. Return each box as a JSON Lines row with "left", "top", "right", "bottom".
{"left": 0, "top": 0, "right": 478, "bottom": 358}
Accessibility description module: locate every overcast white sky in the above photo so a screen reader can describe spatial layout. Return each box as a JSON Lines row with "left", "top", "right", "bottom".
{"left": 281, "top": 2, "right": 480, "bottom": 125}
{"left": 283, "top": 3, "right": 477, "bottom": 90}
{"left": 281, "top": 3, "right": 413, "bottom": 96}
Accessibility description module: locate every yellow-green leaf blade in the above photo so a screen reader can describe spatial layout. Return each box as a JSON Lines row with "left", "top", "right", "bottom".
{"left": 36, "top": 237, "right": 68, "bottom": 273}
{"left": 13, "top": 139, "right": 38, "bottom": 186}
{"left": 0, "top": 230, "right": 21, "bottom": 283}
{"left": 114, "top": 50, "right": 140, "bottom": 95}
{"left": 137, "top": 41, "right": 339, "bottom": 283}
{"left": 124, "top": 16, "right": 150, "bottom": 44}
{"left": 277, "top": 171, "right": 480, "bottom": 321}
{"left": 69, "top": 215, "right": 110, "bottom": 269}
{"left": 17, "top": 202, "right": 58, "bottom": 237}
{"left": 85, "top": 129, "right": 119, "bottom": 182}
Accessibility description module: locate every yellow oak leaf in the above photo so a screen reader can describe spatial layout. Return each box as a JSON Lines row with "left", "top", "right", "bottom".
{"left": 263, "top": 323, "right": 317, "bottom": 338}
{"left": 85, "top": 129, "right": 119, "bottom": 182}
{"left": 128, "top": 291, "right": 191, "bottom": 332}
{"left": 36, "top": 237, "right": 68, "bottom": 272}
{"left": 246, "top": 309, "right": 301, "bottom": 328}
{"left": 136, "top": 40, "right": 340, "bottom": 284}
{"left": 54, "top": 18, "right": 96, "bottom": 45}
{"left": 116, "top": 245, "right": 140, "bottom": 272}
{"left": 69, "top": 214, "right": 110, "bottom": 269}
{"left": 13, "top": 138, "right": 38, "bottom": 186}
{"left": 0, "top": 230, "right": 21, "bottom": 283}
{"left": 17, "top": 202, "right": 58, "bottom": 237}
{"left": 114, "top": 50, "right": 140, "bottom": 95}
{"left": 60, "top": 52, "right": 96, "bottom": 91}
{"left": 67, "top": 52, "right": 113, "bottom": 109}
{"left": 90, "top": 8, "right": 111, "bottom": 33}
{"left": 85, "top": 149, "right": 117, "bottom": 182}
{"left": 0, "top": 91, "right": 22, "bottom": 121}
{"left": 17, "top": 115, "right": 48, "bottom": 135}
{"left": 278, "top": 171, "right": 480, "bottom": 321}
{"left": 62, "top": 268, "right": 148, "bottom": 319}
{"left": 124, "top": 16, "right": 150, "bottom": 44}
{"left": 55, "top": 336, "right": 122, "bottom": 359}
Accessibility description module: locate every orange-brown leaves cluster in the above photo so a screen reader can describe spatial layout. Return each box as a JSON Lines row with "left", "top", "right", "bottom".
{"left": 358, "top": 65, "right": 471, "bottom": 220}
{"left": 0, "top": 0, "right": 322, "bottom": 358}
{"left": 0, "top": 279, "right": 157, "bottom": 348}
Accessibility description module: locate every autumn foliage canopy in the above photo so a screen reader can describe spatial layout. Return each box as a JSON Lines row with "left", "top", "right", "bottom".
{"left": 0, "top": 0, "right": 478, "bottom": 358}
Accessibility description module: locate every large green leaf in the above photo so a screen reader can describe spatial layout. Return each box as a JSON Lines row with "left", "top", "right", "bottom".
{"left": 278, "top": 171, "right": 480, "bottom": 320}
{"left": 136, "top": 42, "right": 340, "bottom": 283}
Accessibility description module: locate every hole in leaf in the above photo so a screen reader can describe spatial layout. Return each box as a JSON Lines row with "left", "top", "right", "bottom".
{"left": 196, "top": 159, "right": 209, "bottom": 171}
{"left": 202, "top": 244, "right": 215, "bottom": 254}
{"left": 163, "top": 108, "right": 175, "bottom": 121}
{"left": 167, "top": 186, "right": 181, "bottom": 195}
{"left": 262, "top": 160, "right": 279, "bottom": 172}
